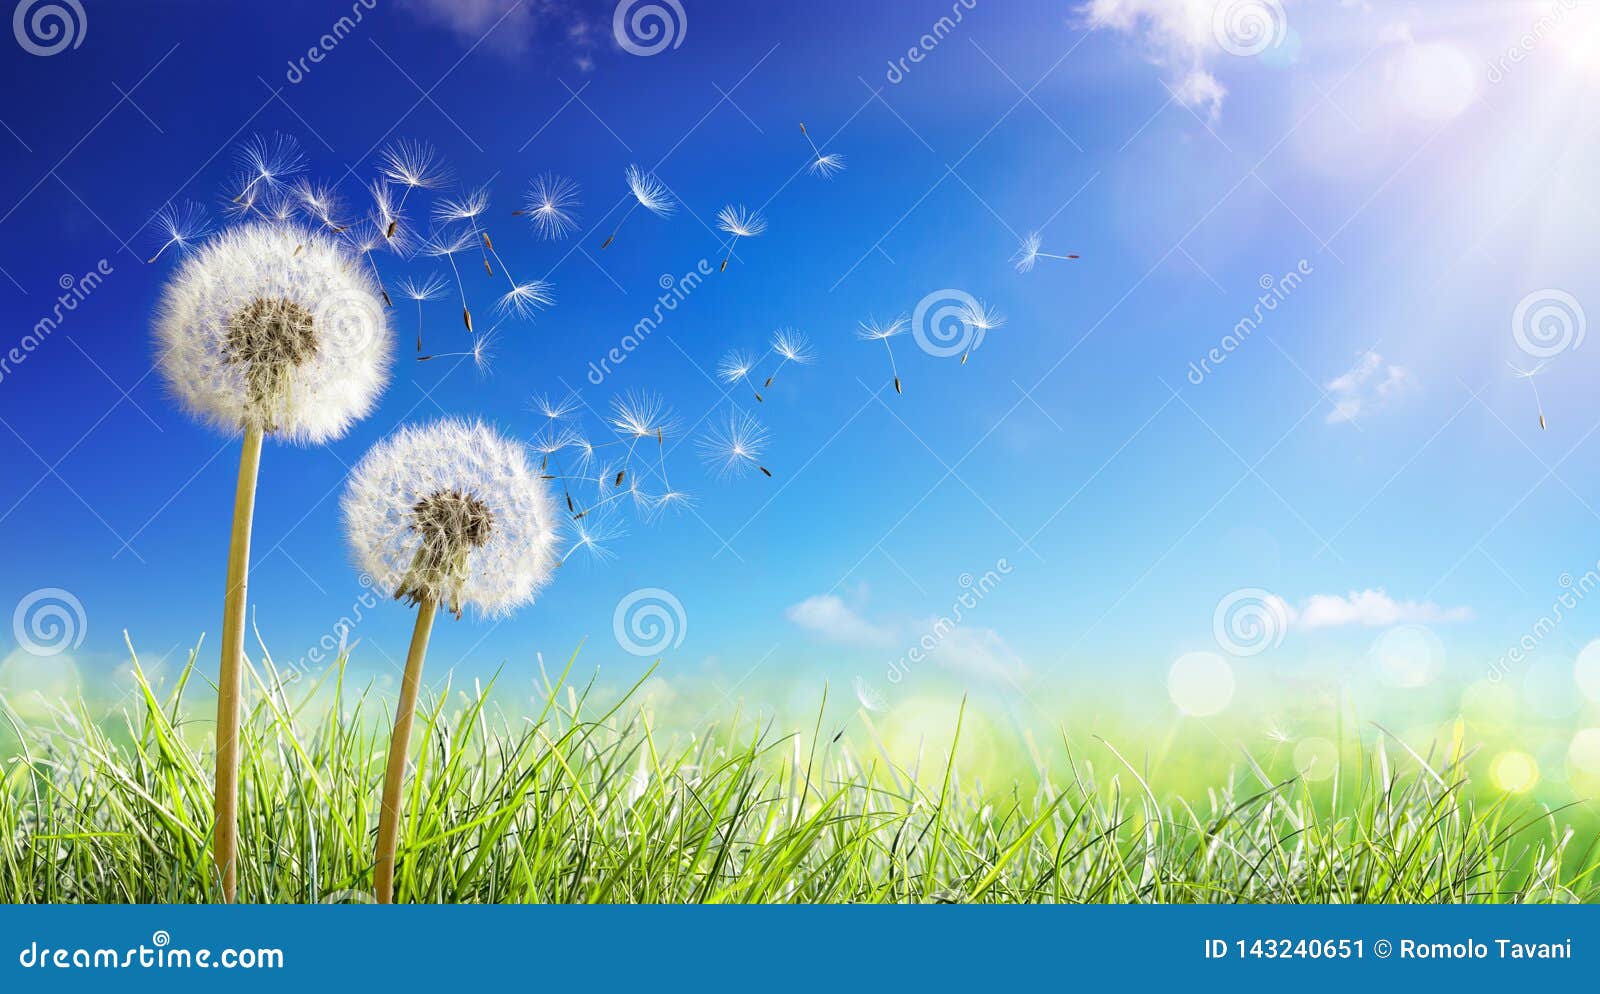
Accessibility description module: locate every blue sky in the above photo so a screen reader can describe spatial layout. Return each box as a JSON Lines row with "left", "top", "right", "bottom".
{"left": 2, "top": 0, "right": 1600, "bottom": 732}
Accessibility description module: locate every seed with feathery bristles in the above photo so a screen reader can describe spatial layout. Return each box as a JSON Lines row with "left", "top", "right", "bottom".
{"left": 857, "top": 315, "right": 908, "bottom": 397}
{"left": 378, "top": 139, "right": 449, "bottom": 193}
{"left": 716, "top": 204, "right": 767, "bottom": 272}
{"left": 800, "top": 122, "right": 846, "bottom": 178}
{"left": 233, "top": 132, "right": 306, "bottom": 203}
{"left": 396, "top": 273, "right": 446, "bottom": 351}
{"left": 765, "top": 327, "right": 815, "bottom": 388}
{"left": 1012, "top": 231, "right": 1080, "bottom": 273}
{"left": 697, "top": 408, "right": 772, "bottom": 480}
{"left": 603, "top": 165, "right": 676, "bottom": 249}
{"left": 146, "top": 200, "right": 211, "bottom": 264}
{"left": 957, "top": 299, "right": 1004, "bottom": 365}
{"left": 517, "top": 173, "right": 581, "bottom": 240}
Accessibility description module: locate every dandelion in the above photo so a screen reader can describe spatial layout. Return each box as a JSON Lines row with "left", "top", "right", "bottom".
{"left": 515, "top": 173, "right": 581, "bottom": 240}
{"left": 718, "top": 348, "right": 764, "bottom": 403}
{"left": 378, "top": 139, "right": 449, "bottom": 239}
{"left": 715, "top": 204, "right": 767, "bottom": 272}
{"left": 145, "top": 200, "right": 211, "bottom": 263}
{"left": 342, "top": 418, "right": 559, "bottom": 902}
{"left": 857, "top": 315, "right": 908, "bottom": 395}
{"left": 601, "top": 164, "right": 676, "bottom": 249}
{"left": 559, "top": 510, "right": 622, "bottom": 566}
{"left": 396, "top": 273, "right": 447, "bottom": 352}
{"left": 1509, "top": 360, "right": 1550, "bottom": 430}
{"left": 153, "top": 222, "right": 391, "bottom": 902}
{"left": 957, "top": 299, "right": 1004, "bottom": 365}
{"left": 417, "top": 329, "right": 497, "bottom": 375}
{"left": 433, "top": 186, "right": 495, "bottom": 278}
{"left": 697, "top": 408, "right": 772, "bottom": 479}
{"left": 232, "top": 132, "right": 306, "bottom": 206}
{"left": 800, "top": 122, "right": 845, "bottom": 178}
{"left": 292, "top": 179, "right": 346, "bottom": 236}
{"left": 1012, "top": 231, "right": 1080, "bottom": 273}
{"left": 764, "top": 327, "right": 815, "bottom": 388}
{"left": 422, "top": 228, "right": 477, "bottom": 332}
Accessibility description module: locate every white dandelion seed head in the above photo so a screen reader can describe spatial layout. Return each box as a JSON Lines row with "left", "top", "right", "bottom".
{"left": 718, "top": 349, "right": 757, "bottom": 383}
{"left": 609, "top": 390, "right": 676, "bottom": 439}
{"left": 857, "top": 315, "right": 908, "bottom": 341}
{"left": 236, "top": 132, "right": 306, "bottom": 190}
{"left": 379, "top": 139, "right": 449, "bottom": 191}
{"left": 771, "top": 327, "right": 815, "bottom": 364}
{"left": 960, "top": 300, "right": 1005, "bottom": 332}
{"left": 342, "top": 418, "right": 561, "bottom": 619}
{"left": 396, "top": 273, "right": 448, "bottom": 302}
{"left": 624, "top": 164, "right": 676, "bottom": 217}
{"left": 524, "top": 173, "right": 581, "bottom": 240}
{"left": 434, "top": 186, "right": 491, "bottom": 226}
{"left": 154, "top": 222, "right": 392, "bottom": 445}
{"left": 1013, "top": 232, "right": 1043, "bottom": 274}
{"left": 809, "top": 153, "right": 846, "bottom": 178}
{"left": 697, "top": 408, "right": 770, "bottom": 480}
{"left": 498, "top": 280, "right": 555, "bottom": 319}
{"left": 716, "top": 204, "right": 767, "bottom": 239}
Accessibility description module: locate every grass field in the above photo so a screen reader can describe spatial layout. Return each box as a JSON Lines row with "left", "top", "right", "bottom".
{"left": 2, "top": 643, "right": 1597, "bottom": 904}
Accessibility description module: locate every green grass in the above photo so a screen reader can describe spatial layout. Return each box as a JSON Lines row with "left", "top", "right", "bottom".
{"left": 2, "top": 642, "right": 1597, "bottom": 904}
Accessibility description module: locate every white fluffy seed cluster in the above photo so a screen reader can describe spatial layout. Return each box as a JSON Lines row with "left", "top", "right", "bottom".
{"left": 154, "top": 223, "right": 392, "bottom": 444}
{"left": 342, "top": 419, "right": 561, "bottom": 618}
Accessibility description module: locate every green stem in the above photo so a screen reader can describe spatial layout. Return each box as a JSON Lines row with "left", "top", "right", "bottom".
{"left": 374, "top": 596, "right": 437, "bottom": 903}
{"left": 214, "top": 424, "right": 263, "bottom": 903}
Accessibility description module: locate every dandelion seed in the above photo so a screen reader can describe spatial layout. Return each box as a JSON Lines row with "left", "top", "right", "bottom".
{"left": 610, "top": 390, "right": 676, "bottom": 440}
{"left": 764, "top": 327, "right": 815, "bottom": 388}
{"left": 718, "top": 348, "right": 764, "bottom": 403}
{"left": 698, "top": 408, "right": 772, "bottom": 480}
{"left": 857, "top": 315, "right": 908, "bottom": 395}
{"left": 1012, "top": 231, "right": 1080, "bottom": 274}
{"left": 434, "top": 186, "right": 495, "bottom": 277}
{"left": 1509, "top": 360, "right": 1550, "bottom": 431}
{"left": 417, "top": 330, "right": 496, "bottom": 375}
{"left": 233, "top": 132, "right": 306, "bottom": 204}
{"left": 378, "top": 139, "right": 449, "bottom": 239}
{"left": 516, "top": 173, "right": 581, "bottom": 240}
{"left": 423, "top": 228, "right": 477, "bottom": 332}
{"left": 532, "top": 392, "right": 581, "bottom": 422}
{"left": 715, "top": 204, "right": 767, "bottom": 272}
{"left": 957, "top": 299, "right": 1004, "bottom": 365}
{"left": 146, "top": 200, "right": 211, "bottom": 263}
{"left": 396, "top": 273, "right": 447, "bottom": 352}
{"left": 800, "top": 122, "right": 846, "bottom": 178}
{"left": 498, "top": 280, "right": 556, "bottom": 319}
{"left": 560, "top": 511, "right": 622, "bottom": 565}
{"left": 602, "top": 164, "right": 676, "bottom": 249}
{"left": 854, "top": 675, "right": 888, "bottom": 713}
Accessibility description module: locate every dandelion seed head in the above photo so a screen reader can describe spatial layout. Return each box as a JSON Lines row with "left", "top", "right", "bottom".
{"left": 1013, "top": 231, "right": 1043, "bottom": 273}
{"left": 342, "top": 418, "right": 560, "bottom": 618}
{"left": 716, "top": 204, "right": 767, "bottom": 239}
{"left": 523, "top": 173, "right": 581, "bottom": 240}
{"left": 379, "top": 139, "right": 449, "bottom": 191}
{"left": 771, "top": 328, "right": 815, "bottom": 364}
{"left": 697, "top": 408, "right": 770, "bottom": 479}
{"left": 154, "top": 222, "right": 391, "bottom": 444}
{"left": 624, "top": 164, "right": 676, "bottom": 217}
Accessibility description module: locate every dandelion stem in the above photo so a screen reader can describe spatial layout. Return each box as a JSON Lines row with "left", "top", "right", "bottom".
{"left": 213, "top": 424, "right": 263, "bottom": 903}
{"left": 374, "top": 594, "right": 437, "bottom": 904}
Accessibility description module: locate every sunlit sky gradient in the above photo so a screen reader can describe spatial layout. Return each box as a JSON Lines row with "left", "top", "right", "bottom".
{"left": 2, "top": 0, "right": 1600, "bottom": 744}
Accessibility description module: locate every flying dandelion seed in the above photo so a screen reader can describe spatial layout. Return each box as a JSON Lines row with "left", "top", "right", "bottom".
{"left": 146, "top": 200, "right": 211, "bottom": 264}
{"left": 233, "top": 132, "right": 306, "bottom": 205}
{"left": 853, "top": 675, "right": 888, "bottom": 713}
{"left": 377, "top": 139, "right": 449, "bottom": 239}
{"left": 800, "top": 122, "right": 846, "bottom": 178}
{"left": 1012, "top": 231, "right": 1080, "bottom": 274}
{"left": 532, "top": 392, "right": 581, "bottom": 423}
{"left": 559, "top": 510, "right": 623, "bottom": 566}
{"left": 718, "top": 348, "right": 764, "bottom": 403}
{"left": 764, "top": 327, "right": 815, "bottom": 388}
{"left": 515, "top": 173, "right": 581, "bottom": 240}
{"left": 1509, "top": 360, "right": 1551, "bottom": 430}
{"left": 697, "top": 408, "right": 772, "bottom": 480}
{"left": 857, "top": 315, "right": 908, "bottom": 395}
{"left": 715, "top": 204, "right": 767, "bottom": 272}
{"left": 418, "top": 329, "right": 496, "bottom": 375}
{"left": 396, "top": 273, "right": 447, "bottom": 352}
{"left": 957, "top": 300, "right": 1004, "bottom": 365}
{"left": 367, "top": 179, "right": 414, "bottom": 257}
{"left": 423, "top": 228, "right": 477, "bottom": 332}
{"left": 602, "top": 164, "right": 676, "bottom": 249}
{"left": 433, "top": 186, "right": 495, "bottom": 278}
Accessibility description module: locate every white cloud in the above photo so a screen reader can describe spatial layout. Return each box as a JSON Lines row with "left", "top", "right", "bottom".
{"left": 399, "top": 0, "right": 603, "bottom": 63}
{"left": 917, "top": 621, "right": 1030, "bottom": 683}
{"left": 1079, "top": 0, "right": 1294, "bottom": 119}
{"left": 784, "top": 595, "right": 896, "bottom": 648}
{"left": 1325, "top": 350, "right": 1411, "bottom": 424}
{"left": 1294, "top": 589, "right": 1471, "bottom": 629}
